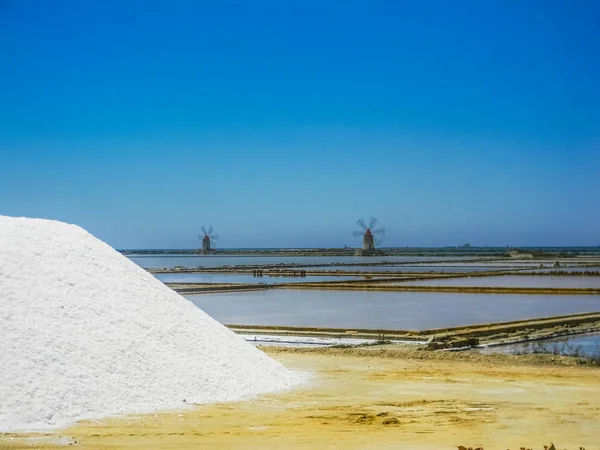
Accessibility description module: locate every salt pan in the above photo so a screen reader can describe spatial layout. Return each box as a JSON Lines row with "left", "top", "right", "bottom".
{"left": 0, "top": 216, "right": 300, "bottom": 431}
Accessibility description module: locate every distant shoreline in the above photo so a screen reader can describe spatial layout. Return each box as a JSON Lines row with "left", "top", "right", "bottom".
{"left": 120, "top": 247, "right": 600, "bottom": 258}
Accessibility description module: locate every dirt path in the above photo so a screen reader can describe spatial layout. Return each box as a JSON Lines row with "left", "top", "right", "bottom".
{"left": 2, "top": 349, "right": 599, "bottom": 450}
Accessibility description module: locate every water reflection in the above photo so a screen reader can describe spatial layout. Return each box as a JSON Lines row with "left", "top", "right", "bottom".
{"left": 185, "top": 290, "right": 600, "bottom": 330}
{"left": 482, "top": 333, "right": 600, "bottom": 357}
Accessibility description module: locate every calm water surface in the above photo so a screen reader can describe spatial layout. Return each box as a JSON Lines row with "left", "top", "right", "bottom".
{"left": 186, "top": 290, "right": 600, "bottom": 330}
{"left": 482, "top": 333, "right": 600, "bottom": 357}
{"left": 296, "top": 265, "right": 505, "bottom": 273}
{"left": 542, "top": 333, "right": 600, "bottom": 356}
{"left": 398, "top": 275, "right": 600, "bottom": 288}
{"left": 155, "top": 273, "right": 380, "bottom": 284}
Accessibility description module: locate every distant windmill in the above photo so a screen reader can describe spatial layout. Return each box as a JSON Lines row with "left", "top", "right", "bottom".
{"left": 198, "top": 226, "right": 218, "bottom": 252}
{"left": 353, "top": 217, "right": 385, "bottom": 252}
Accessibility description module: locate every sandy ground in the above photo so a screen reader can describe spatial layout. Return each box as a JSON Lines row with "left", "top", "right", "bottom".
{"left": 2, "top": 347, "right": 599, "bottom": 450}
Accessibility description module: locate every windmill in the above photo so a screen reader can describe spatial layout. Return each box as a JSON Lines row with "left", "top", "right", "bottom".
{"left": 353, "top": 217, "right": 385, "bottom": 253}
{"left": 198, "top": 226, "right": 218, "bottom": 252}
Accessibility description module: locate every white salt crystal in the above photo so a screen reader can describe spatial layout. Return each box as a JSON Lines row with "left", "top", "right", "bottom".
{"left": 0, "top": 216, "right": 300, "bottom": 431}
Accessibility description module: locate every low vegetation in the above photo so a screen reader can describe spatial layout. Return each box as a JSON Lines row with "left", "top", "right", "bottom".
{"left": 511, "top": 341, "right": 600, "bottom": 366}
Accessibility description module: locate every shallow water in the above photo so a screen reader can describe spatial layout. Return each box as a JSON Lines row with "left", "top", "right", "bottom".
{"left": 130, "top": 255, "right": 477, "bottom": 269}
{"left": 186, "top": 290, "right": 600, "bottom": 330}
{"left": 425, "top": 261, "right": 580, "bottom": 268}
{"left": 155, "top": 272, "right": 382, "bottom": 284}
{"left": 543, "top": 333, "right": 600, "bottom": 356}
{"left": 397, "top": 275, "right": 600, "bottom": 288}
{"left": 294, "top": 265, "right": 506, "bottom": 273}
{"left": 482, "top": 333, "right": 600, "bottom": 357}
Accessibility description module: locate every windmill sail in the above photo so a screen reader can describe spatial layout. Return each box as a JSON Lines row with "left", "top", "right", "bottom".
{"left": 199, "top": 226, "right": 219, "bottom": 252}
{"left": 353, "top": 217, "right": 385, "bottom": 253}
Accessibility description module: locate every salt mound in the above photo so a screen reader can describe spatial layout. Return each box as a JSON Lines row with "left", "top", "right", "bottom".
{"left": 0, "top": 216, "right": 300, "bottom": 432}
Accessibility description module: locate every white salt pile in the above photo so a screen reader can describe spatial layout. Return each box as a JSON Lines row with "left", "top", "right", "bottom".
{"left": 0, "top": 216, "right": 301, "bottom": 432}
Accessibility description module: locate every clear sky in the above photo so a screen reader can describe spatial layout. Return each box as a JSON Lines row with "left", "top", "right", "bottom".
{"left": 1, "top": 1, "right": 599, "bottom": 249}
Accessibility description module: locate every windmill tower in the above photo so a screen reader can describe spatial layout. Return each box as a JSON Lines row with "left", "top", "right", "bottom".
{"left": 198, "top": 226, "right": 218, "bottom": 253}
{"left": 353, "top": 217, "right": 385, "bottom": 255}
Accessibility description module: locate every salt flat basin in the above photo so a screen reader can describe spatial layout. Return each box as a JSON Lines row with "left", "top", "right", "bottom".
{"left": 185, "top": 290, "right": 600, "bottom": 330}
{"left": 424, "top": 260, "right": 600, "bottom": 268}
{"left": 293, "top": 265, "right": 507, "bottom": 273}
{"left": 481, "top": 332, "right": 600, "bottom": 357}
{"left": 523, "top": 267, "right": 600, "bottom": 273}
{"left": 531, "top": 332, "right": 600, "bottom": 356}
{"left": 128, "top": 255, "right": 478, "bottom": 269}
{"left": 395, "top": 275, "right": 600, "bottom": 289}
{"left": 155, "top": 272, "right": 381, "bottom": 284}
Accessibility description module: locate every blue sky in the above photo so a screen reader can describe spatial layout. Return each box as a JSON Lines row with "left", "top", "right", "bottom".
{"left": 1, "top": 1, "right": 599, "bottom": 248}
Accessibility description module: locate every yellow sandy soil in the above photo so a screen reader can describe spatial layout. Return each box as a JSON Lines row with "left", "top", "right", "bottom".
{"left": 2, "top": 348, "right": 599, "bottom": 450}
